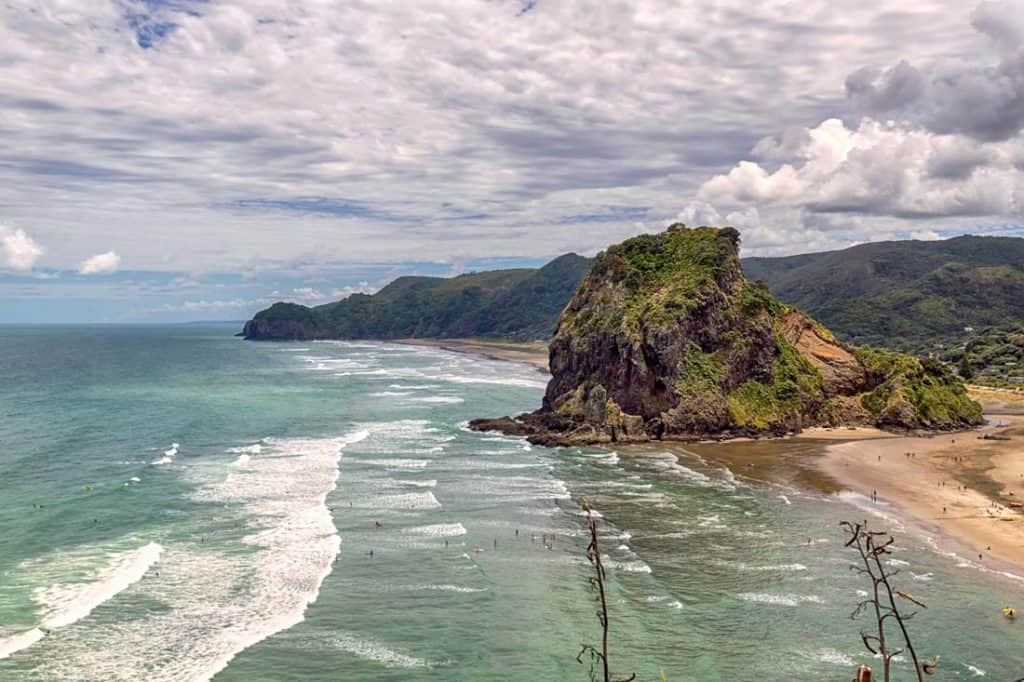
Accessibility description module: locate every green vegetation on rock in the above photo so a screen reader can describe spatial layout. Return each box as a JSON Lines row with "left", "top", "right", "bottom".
{"left": 473, "top": 225, "right": 983, "bottom": 445}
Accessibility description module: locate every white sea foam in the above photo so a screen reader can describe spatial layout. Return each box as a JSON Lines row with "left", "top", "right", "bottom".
{"left": 402, "top": 523, "right": 467, "bottom": 537}
{"left": 813, "top": 649, "right": 856, "bottom": 666}
{"left": 352, "top": 458, "right": 430, "bottom": 469}
{"left": 416, "top": 584, "right": 486, "bottom": 593}
{"left": 0, "top": 627, "right": 45, "bottom": 659}
{"left": 712, "top": 560, "right": 807, "bottom": 572}
{"left": 966, "top": 663, "right": 986, "bottom": 676}
{"left": 328, "top": 633, "right": 433, "bottom": 669}
{"left": 606, "top": 559, "right": 652, "bottom": 574}
{"left": 371, "top": 391, "right": 413, "bottom": 397}
{"left": 30, "top": 430, "right": 369, "bottom": 681}
{"left": 226, "top": 443, "right": 262, "bottom": 455}
{"left": 410, "top": 396, "right": 464, "bottom": 404}
{"left": 394, "top": 479, "right": 437, "bottom": 488}
{"left": 440, "top": 375, "right": 548, "bottom": 389}
{"left": 646, "top": 452, "right": 735, "bottom": 490}
{"left": 34, "top": 542, "right": 163, "bottom": 629}
{"left": 152, "top": 442, "right": 179, "bottom": 465}
{"left": 836, "top": 491, "right": 906, "bottom": 529}
{"left": 373, "top": 492, "right": 442, "bottom": 510}
{"left": 233, "top": 454, "right": 251, "bottom": 466}
{"left": 737, "top": 593, "right": 824, "bottom": 606}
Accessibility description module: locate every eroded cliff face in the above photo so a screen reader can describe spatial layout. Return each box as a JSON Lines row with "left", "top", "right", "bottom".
{"left": 470, "top": 225, "right": 982, "bottom": 445}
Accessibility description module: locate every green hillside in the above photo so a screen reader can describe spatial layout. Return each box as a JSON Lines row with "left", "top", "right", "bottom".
{"left": 742, "top": 235, "right": 1024, "bottom": 349}
{"left": 242, "top": 253, "right": 591, "bottom": 340}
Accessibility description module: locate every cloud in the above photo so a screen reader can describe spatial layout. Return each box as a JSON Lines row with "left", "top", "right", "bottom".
{"left": 845, "top": 2, "right": 1024, "bottom": 141}
{"left": 0, "top": 0, "right": 992, "bottom": 276}
{"left": 0, "top": 225, "right": 43, "bottom": 270}
{"left": 700, "top": 118, "right": 1024, "bottom": 219}
{"left": 2, "top": 0, "right": 1024, "bottom": 319}
{"left": 78, "top": 251, "right": 121, "bottom": 275}
{"left": 679, "top": 2, "right": 1024, "bottom": 255}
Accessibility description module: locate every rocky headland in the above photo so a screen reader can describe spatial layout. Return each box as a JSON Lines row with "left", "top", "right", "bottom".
{"left": 470, "top": 225, "right": 983, "bottom": 446}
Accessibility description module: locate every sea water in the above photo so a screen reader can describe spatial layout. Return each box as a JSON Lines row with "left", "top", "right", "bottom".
{"left": 0, "top": 325, "right": 1021, "bottom": 680}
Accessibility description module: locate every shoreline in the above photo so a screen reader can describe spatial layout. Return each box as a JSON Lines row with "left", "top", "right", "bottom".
{"left": 393, "top": 338, "right": 550, "bottom": 373}
{"left": 817, "top": 415, "right": 1024, "bottom": 574}
{"left": 680, "top": 416, "right": 1024, "bottom": 576}
{"left": 413, "top": 343, "right": 1024, "bottom": 574}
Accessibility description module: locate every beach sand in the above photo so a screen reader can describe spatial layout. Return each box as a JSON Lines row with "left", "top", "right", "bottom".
{"left": 661, "top": 418, "right": 1024, "bottom": 573}
{"left": 818, "top": 416, "right": 1024, "bottom": 570}
{"left": 394, "top": 338, "right": 550, "bottom": 373}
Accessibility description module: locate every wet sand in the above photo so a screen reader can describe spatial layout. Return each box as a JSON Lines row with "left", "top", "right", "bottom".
{"left": 819, "top": 416, "right": 1024, "bottom": 570}
{"left": 678, "top": 417, "right": 1024, "bottom": 571}
{"left": 394, "top": 338, "right": 549, "bottom": 373}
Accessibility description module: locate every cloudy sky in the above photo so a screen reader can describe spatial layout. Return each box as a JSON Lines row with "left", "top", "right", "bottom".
{"left": 1, "top": 0, "right": 1023, "bottom": 322}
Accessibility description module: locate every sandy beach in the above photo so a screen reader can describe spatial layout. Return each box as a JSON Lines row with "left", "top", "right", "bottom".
{"left": 818, "top": 415, "right": 1024, "bottom": 571}
{"left": 394, "top": 338, "right": 550, "bottom": 373}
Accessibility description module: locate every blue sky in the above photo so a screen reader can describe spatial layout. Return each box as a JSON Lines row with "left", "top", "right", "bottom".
{"left": 1, "top": 1, "right": 1023, "bottom": 322}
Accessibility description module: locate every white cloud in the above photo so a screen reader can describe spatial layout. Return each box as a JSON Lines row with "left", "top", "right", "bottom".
{"left": 78, "top": 250, "right": 121, "bottom": 275}
{"left": 0, "top": 0, "right": 994, "bottom": 273}
{"left": 700, "top": 118, "right": 1024, "bottom": 219}
{"left": 0, "top": 224, "right": 43, "bottom": 270}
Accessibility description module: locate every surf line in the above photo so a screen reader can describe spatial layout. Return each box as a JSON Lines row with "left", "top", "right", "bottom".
{"left": 0, "top": 542, "right": 163, "bottom": 660}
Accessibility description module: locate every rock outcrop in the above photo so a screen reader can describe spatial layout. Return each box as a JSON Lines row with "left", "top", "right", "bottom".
{"left": 470, "top": 225, "right": 983, "bottom": 445}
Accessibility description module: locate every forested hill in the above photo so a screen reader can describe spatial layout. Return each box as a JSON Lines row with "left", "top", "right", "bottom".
{"left": 242, "top": 234, "right": 1023, "bottom": 347}
{"left": 743, "top": 235, "right": 1024, "bottom": 348}
{"left": 241, "top": 253, "right": 592, "bottom": 340}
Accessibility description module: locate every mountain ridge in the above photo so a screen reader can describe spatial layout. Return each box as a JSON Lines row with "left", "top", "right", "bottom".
{"left": 241, "top": 234, "right": 1023, "bottom": 353}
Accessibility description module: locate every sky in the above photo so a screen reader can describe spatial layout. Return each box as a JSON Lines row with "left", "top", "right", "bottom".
{"left": 1, "top": 0, "right": 1023, "bottom": 322}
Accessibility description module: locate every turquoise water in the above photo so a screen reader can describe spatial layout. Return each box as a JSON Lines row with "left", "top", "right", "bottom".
{"left": 0, "top": 324, "right": 1022, "bottom": 680}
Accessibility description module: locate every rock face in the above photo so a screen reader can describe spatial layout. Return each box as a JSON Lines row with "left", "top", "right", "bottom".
{"left": 470, "top": 225, "right": 983, "bottom": 445}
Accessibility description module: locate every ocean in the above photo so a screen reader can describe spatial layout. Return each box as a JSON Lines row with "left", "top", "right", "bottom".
{"left": 0, "top": 324, "right": 1021, "bottom": 680}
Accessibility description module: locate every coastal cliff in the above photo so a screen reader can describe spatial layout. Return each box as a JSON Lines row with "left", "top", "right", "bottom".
{"left": 470, "top": 225, "right": 982, "bottom": 445}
